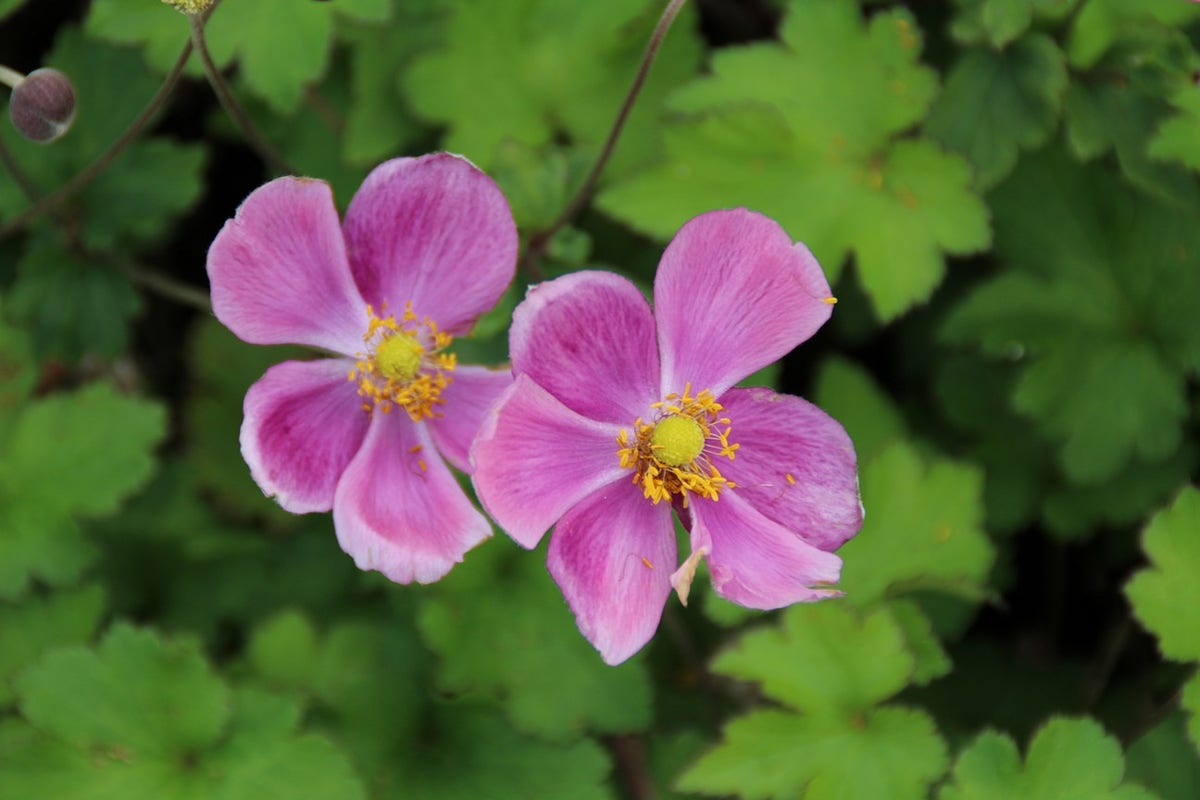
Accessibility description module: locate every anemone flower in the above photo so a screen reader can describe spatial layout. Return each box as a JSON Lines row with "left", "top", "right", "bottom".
{"left": 471, "top": 209, "right": 863, "bottom": 664}
{"left": 207, "top": 153, "right": 517, "bottom": 583}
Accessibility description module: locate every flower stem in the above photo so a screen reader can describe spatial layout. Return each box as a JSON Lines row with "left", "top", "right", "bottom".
{"left": 0, "top": 38, "right": 194, "bottom": 241}
{"left": 188, "top": 10, "right": 294, "bottom": 175}
{"left": 0, "top": 64, "right": 25, "bottom": 89}
{"left": 113, "top": 255, "right": 213, "bottom": 313}
{"left": 520, "top": 0, "right": 690, "bottom": 275}
{"left": 0, "top": 136, "right": 42, "bottom": 204}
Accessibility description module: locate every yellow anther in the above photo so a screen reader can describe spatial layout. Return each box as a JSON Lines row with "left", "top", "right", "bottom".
{"left": 350, "top": 302, "right": 455, "bottom": 421}
{"left": 616, "top": 383, "right": 737, "bottom": 507}
{"left": 822, "top": 296, "right": 838, "bottom": 305}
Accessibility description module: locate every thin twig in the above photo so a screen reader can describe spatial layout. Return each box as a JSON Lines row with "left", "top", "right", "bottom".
{"left": 0, "top": 39, "right": 194, "bottom": 241}
{"left": 188, "top": 12, "right": 294, "bottom": 174}
{"left": 520, "top": 0, "right": 690, "bottom": 275}
{"left": 113, "top": 255, "right": 213, "bottom": 313}
{"left": 0, "top": 135, "right": 43, "bottom": 203}
{"left": 605, "top": 734, "right": 655, "bottom": 800}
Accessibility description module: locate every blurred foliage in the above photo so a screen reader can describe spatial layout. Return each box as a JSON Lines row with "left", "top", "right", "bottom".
{"left": 1, "top": 0, "right": 1199, "bottom": 797}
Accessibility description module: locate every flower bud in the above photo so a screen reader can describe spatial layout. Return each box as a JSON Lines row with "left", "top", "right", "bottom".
{"left": 9, "top": 68, "right": 76, "bottom": 143}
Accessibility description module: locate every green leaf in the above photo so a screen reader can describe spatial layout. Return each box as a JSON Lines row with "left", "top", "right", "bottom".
{"left": 17, "top": 623, "right": 230, "bottom": 756}
{"left": 0, "top": 29, "right": 207, "bottom": 250}
{"left": 939, "top": 716, "right": 1160, "bottom": 799}
{"left": 402, "top": 0, "right": 701, "bottom": 174}
{"left": 925, "top": 35, "right": 1068, "bottom": 188}
{"left": 1127, "top": 712, "right": 1200, "bottom": 800}
{"left": 3, "top": 627, "right": 366, "bottom": 799}
{"left": 1062, "top": 31, "right": 1198, "bottom": 205}
{"left": 246, "top": 609, "right": 320, "bottom": 690}
{"left": 1126, "top": 487, "right": 1200, "bottom": 663}
{"left": 0, "top": 382, "right": 166, "bottom": 598}
{"left": 890, "top": 599, "right": 953, "bottom": 686}
{"left": 1067, "top": 0, "right": 1198, "bottom": 68}
{"left": 712, "top": 603, "right": 916, "bottom": 713}
{"left": 812, "top": 355, "right": 906, "bottom": 465}
{"left": 599, "top": 0, "right": 989, "bottom": 321}
{"left": 7, "top": 235, "right": 141, "bottom": 361}
{"left": 1186, "top": 673, "right": 1200, "bottom": 752}
{"left": 385, "top": 704, "right": 614, "bottom": 800}
{"left": 950, "top": 0, "right": 1078, "bottom": 48}
{"left": 341, "top": 21, "right": 429, "bottom": 166}
{"left": 682, "top": 602, "right": 946, "bottom": 798}
{"left": 0, "top": 584, "right": 105, "bottom": 707}
{"left": 836, "top": 443, "right": 993, "bottom": 607}
{"left": 677, "top": 706, "right": 947, "bottom": 800}
{"left": 1149, "top": 85, "right": 1200, "bottom": 172}
{"left": 419, "top": 537, "right": 652, "bottom": 739}
{"left": 204, "top": 687, "right": 366, "bottom": 800}
{"left": 87, "top": 0, "right": 384, "bottom": 113}
{"left": 186, "top": 317, "right": 307, "bottom": 524}
{"left": 0, "top": 0, "right": 31, "bottom": 22}
{"left": 943, "top": 152, "right": 1200, "bottom": 484}
{"left": 0, "top": 320, "right": 35, "bottom": 430}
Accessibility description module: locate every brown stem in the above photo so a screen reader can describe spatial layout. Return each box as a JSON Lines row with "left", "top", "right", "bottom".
{"left": 188, "top": 11, "right": 294, "bottom": 174}
{"left": 0, "top": 38, "right": 194, "bottom": 241}
{"left": 520, "top": 0, "right": 690, "bottom": 276}
{"left": 0, "top": 135, "right": 43, "bottom": 204}
{"left": 605, "top": 734, "right": 656, "bottom": 800}
{"left": 116, "top": 257, "right": 213, "bottom": 313}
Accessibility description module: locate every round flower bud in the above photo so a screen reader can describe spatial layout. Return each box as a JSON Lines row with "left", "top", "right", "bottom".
{"left": 9, "top": 68, "right": 76, "bottom": 143}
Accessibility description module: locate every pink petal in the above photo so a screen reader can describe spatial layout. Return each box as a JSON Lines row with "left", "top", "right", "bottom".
{"left": 654, "top": 209, "right": 834, "bottom": 397}
{"left": 470, "top": 375, "right": 628, "bottom": 549}
{"left": 689, "top": 489, "right": 844, "bottom": 610}
{"left": 342, "top": 153, "right": 518, "bottom": 335}
{"left": 208, "top": 177, "right": 367, "bottom": 354}
{"left": 333, "top": 409, "right": 491, "bottom": 584}
{"left": 510, "top": 271, "right": 660, "bottom": 424}
{"left": 718, "top": 387, "right": 863, "bottom": 552}
{"left": 547, "top": 478, "right": 676, "bottom": 665}
{"left": 426, "top": 364, "right": 513, "bottom": 473}
{"left": 240, "top": 358, "right": 370, "bottom": 514}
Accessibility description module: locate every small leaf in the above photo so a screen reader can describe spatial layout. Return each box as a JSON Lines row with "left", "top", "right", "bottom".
{"left": 939, "top": 716, "right": 1160, "bottom": 799}
{"left": 419, "top": 538, "right": 652, "bottom": 739}
{"left": 0, "top": 584, "right": 105, "bottom": 707}
{"left": 599, "top": 0, "right": 989, "bottom": 321}
{"left": 0, "top": 382, "right": 166, "bottom": 598}
{"left": 812, "top": 355, "right": 906, "bottom": 464}
{"left": 712, "top": 603, "right": 916, "bottom": 714}
{"left": 678, "top": 706, "right": 946, "bottom": 800}
{"left": 1126, "top": 487, "right": 1200, "bottom": 663}
{"left": 836, "top": 443, "right": 994, "bottom": 608}
{"left": 16, "top": 623, "right": 231, "bottom": 756}
{"left": 926, "top": 35, "right": 1068, "bottom": 188}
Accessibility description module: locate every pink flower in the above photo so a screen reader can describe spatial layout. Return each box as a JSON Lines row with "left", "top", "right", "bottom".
{"left": 207, "top": 153, "right": 518, "bottom": 583}
{"left": 471, "top": 209, "right": 863, "bottom": 664}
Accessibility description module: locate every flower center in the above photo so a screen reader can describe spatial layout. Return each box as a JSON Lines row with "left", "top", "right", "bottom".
{"left": 374, "top": 334, "right": 424, "bottom": 382}
{"left": 650, "top": 415, "right": 705, "bottom": 467}
{"left": 616, "top": 383, "right": 739, "bottom": 506}
{"left": 349, "top": 302, "right": 456, "bottom": 421}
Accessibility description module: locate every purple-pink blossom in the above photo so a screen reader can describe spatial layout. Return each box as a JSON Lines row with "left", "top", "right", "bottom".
{"left": 207, "top": 153, "right": 518, "bottom": 584}
{"left": 471, "top": 209, "right": 864, "bottom": 664}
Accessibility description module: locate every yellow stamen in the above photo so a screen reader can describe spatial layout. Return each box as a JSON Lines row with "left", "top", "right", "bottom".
{"left": 616, "top": 383, "right": 737, "bottom": 507}
{"left": 822, "top": 296, "right": 838, "bottom": 305}
{"left": 785, "top": 473, "right": 796, "bottom": 485}
{"left": 641, "top": 557, "right": 654, "bottom": 569}
{"left": 348, "top": 302, "right": 456, "bottom": 421}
